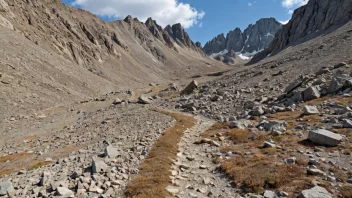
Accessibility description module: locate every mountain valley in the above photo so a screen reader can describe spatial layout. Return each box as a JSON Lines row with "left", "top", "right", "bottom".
{"left": 0, "top": 0, "right": 352, "bottom": 198}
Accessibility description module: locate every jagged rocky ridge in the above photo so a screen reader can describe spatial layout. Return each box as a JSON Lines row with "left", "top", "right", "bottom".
{"left": 203, "top": 18, "right": 282, "bottom": 57}
{"left": 249, "top": 0, "right": 352, "bottom": 65}
{"left": 0, "top": 0, "right": 222, "bottom": 119}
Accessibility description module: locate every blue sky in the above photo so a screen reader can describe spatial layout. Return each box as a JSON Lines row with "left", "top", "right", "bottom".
{"left": 62, "top": 0, "right": 307, "bottom": 45}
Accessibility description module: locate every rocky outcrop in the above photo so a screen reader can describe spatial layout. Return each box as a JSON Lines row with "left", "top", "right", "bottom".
{"left": 164, "top": 24, "right": 205, "bottom": 54}
{"left": 203, "top": 18, "right": 281, "bottom": 56}
{"left": 249, "top": 0, "right": 352, "bottom": 65}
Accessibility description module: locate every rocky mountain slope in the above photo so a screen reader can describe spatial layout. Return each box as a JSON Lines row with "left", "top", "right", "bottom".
{"left": 249, "top": 0, "right": 352, "bottom": 65}
{"left": 203, "top": 18, "right": 282, "bottom": 58}
{"left": 0, "top": 0, "right": 225, "bottom": 120}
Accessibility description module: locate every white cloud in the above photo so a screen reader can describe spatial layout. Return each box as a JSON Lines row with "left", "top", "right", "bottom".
{"left": 72, "top": 0, "right": 205, "bottom": 28}
{"left": 281, "top": 0, "right": 308, "bottom": 8}
{"left": 279, "top": 19, "right": 290, "bottom": 24}
{"left": 198, "top": 22, "right": 203, "bottom": 28}
{"left": 248, "top": 3, "right": 252, "bottom": 6}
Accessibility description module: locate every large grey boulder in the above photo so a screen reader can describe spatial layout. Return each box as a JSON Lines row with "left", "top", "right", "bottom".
{"left": 252, "top": 106, "right": 265, "bottom": 116}
{"left": 298, "top": 186, "right": 332, "bottom": 198}
{"left": 181, "top": 80, "right": 198, "bottom": 95}
{"left": 262, "top": 120, "right": 287, "bottom": 132}
{"left": 328, "top": 76, "right": 349, "bottom": 93}
{"left": 303, "top": 105, "right": 320, "bottom": 115}
{"left": 138, "top": 94, "right": 151, "bottom": 104}
{"left": 285, "top": 78, "right": 303, "bottom": 93}
{"left": 229, "top": 119, "right": 251, "bottom": 129}
{"left": 343, "top": 119, "right": 352, "bottom": 128}
{"left": 0, "top": 181, "right": 14, "bottom": 196}
{"left": 105, "top": 146, "right": 120, "bottom": 158}
{"left": 308, "top": 129, "right": 343, "bottom": 146}
{"left": 56, "top": 187, "right": 75, "bottom": 197}
{"left": 303, "top": 86, "right": 321, "bottom": 101}
{"left": 92, "top": 158, "right": 108, "bottom": 173}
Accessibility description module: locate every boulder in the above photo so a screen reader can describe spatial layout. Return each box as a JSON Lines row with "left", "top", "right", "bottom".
{"left": 40, "top": 171, "right": 51, "bottom": 186}
{"left": 308, "top": 129, "right": 343, "bottom": 146}
{"left": 229, "top": 119, "right": 251, "bottom": 129}
{"left": 181, "top": 80, "right": 198, "bottom": 95}
{"left": 263, "top": 190, "right": 278, "bottom": 198}
{"left": 263, "top": 141, "right": 276, "bottom": 148}
{"left": 285, "top": 78, "right": 303, "bottom": 93}
{"left": 0, "top": 181, "right": 14, "bottom": 196}
{"left": 328, "top": 77, "right": 345, "bottom": 93}
{"left": 138, "top": 94, "right": 151, "bottom": 104}
{"left": 92, "top": 158, "right": 108, "bottom": 173}
{"left": 56, "top": 187, "right": 75, "bottom": 197}
{"left": 262, "top": 120, "right": 287, "bottom": 132}
{"left": 252, "top": 106, "right": 265, "bottom": 116}
{"left": 291, "top": 91, "right": 303, "bottom": 102}
{"left": 303, "top": 86, "right": 321, "bottom": 101}
{"left": 112, "top": 98, "right": 122, "bottom": 105}
{"left": 303, "top": 106, "right": 320, "bottom": 115}
{"left": 298, "top": 186, "right": 331, "bottom": 198}
{"left": 343, "top": 119, "right": 352, "bottom": 128}
{"left": 104, "top": 146, "right": 120, "bottom": 158}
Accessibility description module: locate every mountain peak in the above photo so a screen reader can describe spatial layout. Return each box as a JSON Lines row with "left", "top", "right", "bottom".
{"left": 203, "top": 17, "right": 282, "bottom": 59}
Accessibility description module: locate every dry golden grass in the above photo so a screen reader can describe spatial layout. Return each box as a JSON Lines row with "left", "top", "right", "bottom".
{"left": 340, "top": 185, "right": 352, "bottom": 198}
{"left": 268, "top": 111, "right": 322, "bottom": 130}
{"left": 0, "top": 153, "right": 34, "bottom": 176}
{"left": 201, "top": 122, "right": 251, "bottom": 144}
{"left": 220, "top": 155, "right": 307, "bottom": 194}
{"left": 27, "top": 161, "right": 52, "bottom": 171}
{"left": 125, "top": 109, "right": 196, "bottom": 198}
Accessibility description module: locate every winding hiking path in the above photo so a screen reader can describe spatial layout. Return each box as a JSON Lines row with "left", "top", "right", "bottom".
{"left": 126, "top": 109, "right": 240, "bottom": 198}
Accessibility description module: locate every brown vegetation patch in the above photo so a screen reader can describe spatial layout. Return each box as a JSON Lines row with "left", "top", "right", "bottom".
{"left": 340, "top": 185, "right": 352, "bottom": 198}
{"left": 27, "top": 161, "right": 53, "bottom": 171}
{"left": 201, "top": 122, "right": 251, "bottom": 144}
{"left": 268, "top": 111, "right": 322, "bottom": 130}
{"left": 125, "top": 109, "right": 196, "bottom": 198}
{"left": 0, "top": 153, "right": 35, "bottom": 176}
{"left": 220, "top": 155, "right": 308, "bottom": 195}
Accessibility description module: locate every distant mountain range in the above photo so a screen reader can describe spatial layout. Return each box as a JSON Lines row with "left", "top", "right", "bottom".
{"left": 203, "top": 18, "right": 282, "bottom": 61}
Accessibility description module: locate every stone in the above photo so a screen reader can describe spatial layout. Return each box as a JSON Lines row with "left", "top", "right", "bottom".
{"left": 328, "top": 77, "right": 345, "bottom": 93}
{"left": 263, "top": 142, "right": 276, "bottom": 148}
{"left": 181, "top": 80, "right": 198, "bottom": 95}
{"left": 92, "top": 158, "right": 108, "bottom": 173}
{"left": 0, "top": 181, "right": 14, "bottom": 196}
{"left": 252, "top": 106, "right": 265, "bottom": 116}
{"left": 303, "top": 86, "right": 321, "bottom": 101}
{"left": 105, "top": 146, "right": 120, "bottom": 158}
{"left": 285, "top": 78, "right": 303, "bottom": 93}
{"left": 40, "top": 171, "right": 51, "bottom": 186}
{"left": 285, "top": 157, "right": 296, "bottom": 164}
{"left": 230, "top": 119, "right": 251, "bottom": 129}
{"left": 303, "top": 105, "right": 320, "bottom": 115}
{"left": 138, "top": 94, "right": 151, "bottom": 104}
{"left": 343, "top": 119, "right": 352, "bottom": 128}
{"left": 263, "top": 190, "right": 278, "bottom": 198}
{"left": 307, "top": 168, "right": 326, "bottom": 176}
{"left": 165, "top": 186, "right": 179, "bottom": 196}
{"left": 298, "top": 186, "right": 331, "bottom": 198}
{"left": 308, "top": 129, "right": 343, "bottom": 146}
{"left": 291, "top": 91, "right": 303, "bottom": 102}
{"left": 56, "top": 187, "right": 75, "bottom": 197}
{"left": 112, "top": 98, "right": 122, "bottom": 105}
{"left": 262, "top": 120, "right": 287, "bottom": 132}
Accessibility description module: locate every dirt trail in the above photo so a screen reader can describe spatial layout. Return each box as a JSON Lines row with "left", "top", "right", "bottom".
{"left": 168, "top": 115, "right": 241, "bottom": 198}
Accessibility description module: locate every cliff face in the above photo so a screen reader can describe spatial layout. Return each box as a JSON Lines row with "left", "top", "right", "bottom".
{"left": 249, "top": 0, "right": 352, "bottom": 65}
{"left": 203, "top": 18, "right": 282, "bottom": 56}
